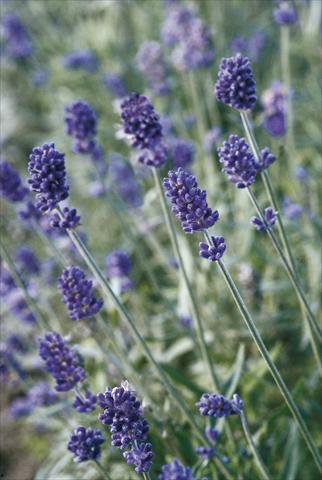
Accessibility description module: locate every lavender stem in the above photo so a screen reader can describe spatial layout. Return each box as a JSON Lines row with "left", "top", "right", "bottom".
{"left": 240, "top": 110, "right": 320, "bottom": 337}
{"left": 239, "top": 410, "right": 270, "bottom": 480}
{"left": 203, "top": 231, "right": 322, "bottom": 473}
{"left": 94, "top": 460, "right": 112, "bottom": 480}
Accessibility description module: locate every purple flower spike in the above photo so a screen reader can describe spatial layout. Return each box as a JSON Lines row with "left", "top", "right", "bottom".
{"left": 231, "top": 393, "right": 244, "bottom": 414}
{"left": 120, "top": 93, "right": 167, "bottom": 168}
{"left": 136, "top": 41, "right": 170, "bottom": 96}
{"left": 15, "top": 246, "right": 40, "bottom": 275}
{"left": 38, "top": 332, "right": 86, "bottom": 392}
{"left": 218, "top": 135, "right": 260, "bottom": 188}
{"left": 62, "top": 50, "right": 99, "bottom": 72}
{"left": 65, "top": 100, "right": 97, "bottom": 154}
{"left": 124, "top": 442, "right": 153, "bottom": 473}
{"left": 102, "top": 73, "right": 127, "bottom": 98}
{"left": 28, "top": 143, "right": 69, "bottom": 212}
{"left": 2, "top": 12, "right": 33, "bottom": 59}
{"left": 73, "top": 390, "right": 97, "bottom": 413}
{"left": 105, "top": 250, "right": 132, "bottom": 278}
{"left": 261, "top": 82, "right": 288, "bottom": 137}
{"left": 58, "top": 266, "right": 103, "bottom": 321}
{"left": 163, "top": 168, "right": 219, "bottom": 233}
{"left": 251, "top": 207, "right": 277, "bottom": 232}
{"left": 0, "top": 161, "right": 28, "bottom": 203}
{"left": 199, "top": 236, "right": 226, "bottom": 262}
{"left": 97, "top": 380, "right": 150, "bottom": 450}
{"left": 260, "top": 147, "right": 276, "bottom": 170}
{"left": 196, "top": 393, "right": 234, "bottom": 418}
{"left": 67, "top": 426, "right": 105, "bottom": 463}
{"left": 195, "top": 446, "right": 215, "bottom": 460}
{"left": 168, "top": 138, "right": 195, "bottom": 170}
{"left": 50, "top": 207, "right": 81, "bottom": 229}
{"left": 215, "top": 54, "right": 257, "bottom": 110}
{"left": 273, "top": 1, "right": 297, "bottom": 25}
{"left": 205, "top": 426, "right": 220, "bottom": 444}
{"left": 159, "top": 458, "right": 196, "bottom": 480}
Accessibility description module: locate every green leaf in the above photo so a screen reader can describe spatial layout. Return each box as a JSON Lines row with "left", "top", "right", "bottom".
{"left": 279, "top": 422, "right": 300, "bottom": 480}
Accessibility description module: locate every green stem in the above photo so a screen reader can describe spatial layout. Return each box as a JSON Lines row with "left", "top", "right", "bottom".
{"left": 0, "top": 239, "right": 50, "bottom": 330}
{"left": 94, "top": 460, "right": 112, "bottom": 480}
{"left": 55, "top": 206, "right": 233, "bottom": 480}
{"left": 240, "top": 111, "right": 320, "bottom": 338}
{"left": 240, "top": 411, "right": 270, "bottom": 480}
{"left": 203, "top": 238, "right": 321, "bottom": 472}
{"left": 142, "top": 472, "right": 152, "bottom": 480}
{"left": 247, "top": 187, "right": 322, "bottom": 374}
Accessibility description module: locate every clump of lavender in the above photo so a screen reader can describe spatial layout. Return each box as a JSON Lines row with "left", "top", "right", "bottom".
{"left": 0, "top": 161, "right": 28, "bottom": 203}
{"left": 62, "top": 50, "right": 99, "bottom": 72}
{"left": 163, "top": 168, "right": 219, "bottom": 233}
{"left": 65, "top": 100, "right": 97, "bottom": 154}
{"left": 196, "top": 392, "right": 243, "bottom": 418}
{"left": 215, "top": 54, "right": 257, "bottom": 110}
{"left": 230, "top": 31, "right": 266, "bottom": 63}
{"left": 67, "top": 426, "right": 105, "bottom": 463}
{"left": 102, "top": 73, "right": 127, "bottom": 98}
{"left": 28, "top": 143, "right": 69, "bottom": 212}
{"left": 120, "top": 92, "right": 167, "bottom": 167}
{"left": 2, "top": 12, "right": 33, "bottom": 59}
{"left": 50, "top": 207, "right": 81, "bottom": 230}
{"left": 218, "top": 135, "right": 275, "bottom": 188}
{"left": 97, "top": 380, "right": 153, "bottom": 473}
{"left": 167, "top": 137, "right": 195, "bottom": 170}
{"left": 273, "top": 1, "right": 297, "bottom": 25}
{"left": 109, "top": 154, "right": 143, "bottom": 209}
{"left": 73, "top": 390, "right": 97, "bottom": 414}
{"left": 38, "top": 332, "right": 86, "bottom": 392}
{"left": 161, "top": 5, "right": 214, "bottom": 71}
{"left": 58, "top": 266, "right": 104, "bottom": 321}
{"left": 203, "top": 127, "right": 221, "bottom": 154}
{"left": 261, "top": 82, "right": 288, "bottom": 137}
{"left": 251, "top": 207, "right": 277, "bottom": 232}
{"left": 159, "top": 458, "right": 197, "bottom": 480}
{"left": 136, "top": 41, "right": 170, "bottom": 95}
{"left": 15, "top": 246, "right": 40, "bottom": 275}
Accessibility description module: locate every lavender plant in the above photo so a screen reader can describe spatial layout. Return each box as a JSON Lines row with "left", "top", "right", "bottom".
{"left": 1, "top": 1, "right": 321, "bottom": 479}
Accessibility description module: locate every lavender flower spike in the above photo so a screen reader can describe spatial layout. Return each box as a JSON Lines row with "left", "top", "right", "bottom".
{"left": 38, "top": 332, "right": 86, "bottom": 392}
{"left": 197, "top": 392, "right": 244, "bottom": 418}
{"left": 50, "top": 207, "right": 81, "bottom": 229}
{"left": 67, "top": 426, "right": 105, "bottom": 463}
{"left": 215, "top": 54, "right": 257, "bottom": 110}
{"left": 273, "top": 1, "right": 297, "bottom": 25}
{"left": 218, "top": 134, "right": 260, "bottom": 188}
{"left": 159, "top": 458, "right": 196, "bottom": 480}
{"left": 58, "top": 266, "right": 103, "bottom": 320}
{"left": 65, "top": 100, "right": 97, "bottom": 154}
{"left": 163, "top": 168, "right": 219, "bottom": 233}
{"left": 73, "top": 390, "right": 97, "bottom": 413}
{"left": 28, "top": 143, "right": 69, "bottom": 212}
{"left": 199, "top": 236, "right": 226, "bottom": 262}
{"left": 0, "top": 161, "right": 28, "bottom": 203}
{"left": 251, "top": 207, "right": 277, "bottom": 232}
{"left": 124, "top": 442, "right": 153, "bottom": 473}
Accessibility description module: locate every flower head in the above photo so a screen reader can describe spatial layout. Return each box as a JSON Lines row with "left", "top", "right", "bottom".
{"left": 28, "top": 381, "right": 58, "bottom": 406}
{"left": 62, "top": 50, "right": 99, "bottom": 72}
{"left": 73, "top": 390, "right": 97, "bottom": 413}
{"left": 251, "top": 207, "right": 277, "bottom": 232}
{"left": 273, "top": 2, "right": 297, "bottom": 25}
{"left": 0, "top": 161, "right": 28, "bottom": 202}
{"left": 120, "top": 93, "right": 167, "bottom": 167}
{"left": 159, "top": 458, "right": 195, "bottom": 480}
{"left": 163, "top": 168, "right": 219, "bottom": 233}
{"left": 28, "top": 143, "right": 69, "bottom": 212}
{"left": 124, "top": 442, "right": 153, "bottom": 473}
{"left": 218, "top": 134, "right": 260, "bottom": 188}
{"left": 215, "top": 54, "right": 257, "bottom": 110}
{"left": 2, "top": 12, "right": 33, "bottom": 59}
{"left": 15, "top": 246, "right": 40, "bottom": 275}
{"left": 105, "top": 250, "right": 132, "bottom": 278}
{"left": 199, "top": 236, "right": 226, "bottom": 262}
{"left": 50, "top": 207, "right": 81, "bottom": 230}
{"left": 261, "top": 82, "right": 288, "bottom": 137}
{"left": 102, "top": 73, "right": 127, "bottom": 97}
{"left": 110, "top": 154, "right": 143, "bottom": 208}
{"left": 38, "top": 332, "right": 86, "bottom": 391}
{"left": 58, "top": 266, "right": 103, "bottom": 321}
{"left": 136, "top": 41, "right": 170, "bottom": 95}
{"left": 168, "top": 138, "right": 195, "bottom": 170}
{"left": 97, "top": 380, "right": 150, "bottom": 450}
{"left": 196, "top": 392, "right": 243, "bottom": 417}
{"left": 67, "top": 426, "right": 105, "bottom": 463}
{"left": 65, "top": 100, "right": 97, "bottom": 154}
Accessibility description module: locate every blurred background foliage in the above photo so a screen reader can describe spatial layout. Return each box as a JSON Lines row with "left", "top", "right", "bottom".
{"left": 0, "top": 0, "right": 321, "bottom": 479}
